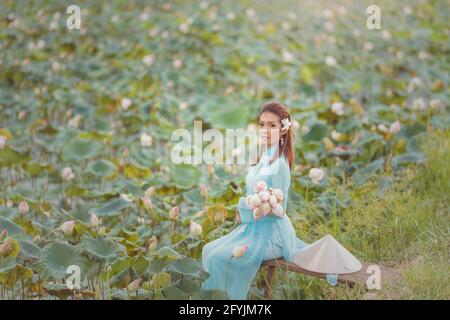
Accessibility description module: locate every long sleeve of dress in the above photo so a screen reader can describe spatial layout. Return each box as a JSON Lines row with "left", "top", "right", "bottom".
{"left": 271, "top": 158, "right": 308, "bottom": 262}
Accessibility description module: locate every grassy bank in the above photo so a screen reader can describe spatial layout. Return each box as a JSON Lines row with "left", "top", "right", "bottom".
{"left": 252, "top": 129, "right": 449, "bottom": 299}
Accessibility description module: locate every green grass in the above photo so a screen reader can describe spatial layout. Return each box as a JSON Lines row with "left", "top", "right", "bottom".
{"left": 254, "top": 129, "right": 449, "bottom": 300}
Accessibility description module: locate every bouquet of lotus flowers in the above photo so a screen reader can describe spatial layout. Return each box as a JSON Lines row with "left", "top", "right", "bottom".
{"left": 244, "top": 181, "right": 285, "bottom": 221}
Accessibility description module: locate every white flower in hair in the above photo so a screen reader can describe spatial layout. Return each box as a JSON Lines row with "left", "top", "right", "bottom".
{"left": 281, "top": 118, "right": 292, "bottom": 130}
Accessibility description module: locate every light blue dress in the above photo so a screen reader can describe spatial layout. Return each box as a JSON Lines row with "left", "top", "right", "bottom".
{"left": 201, "top": 143, "right": 308, "bottom": 299}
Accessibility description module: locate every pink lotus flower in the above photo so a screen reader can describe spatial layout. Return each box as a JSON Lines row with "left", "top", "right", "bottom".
{"left": 254, "top": 181, "right": 267, "bottom": 193}
{"left": 258, "top": 190, "right": 270, "bottom": 202}
{"left": 252, "top": 208, "right": 263, "bottom": 220}
{"left": 260, "top": 202, "right": 272, "bottom": 216}
{"left": 0, "top": 135, "right": 7, "bottom": 149}
{"left": 90, "top": 213, "right": 99, "bottom": 227}
{"left": 232, "top": 245, "right": 248, "bottom": 258}
{"left": 247, "top": 195, "right": 261, "bottom": 209}
{"left": 272, "top": 203, "right": 285, "bottom": 217}
{"left": 309, "top": 168, "right": 325, "bottom": 184}
{"left": 169, "top": 206, "right": 180, "bottom": 220}
{"left": 127, "top": 278, "right": 141, "bottom": 292}
{"left": 389, "top": 121, "right": 401, "bottom": 134}
{"left": 144, "top": 186, "right": 155, "bottom": 197}
{"left": 60, "top": 220, "right": 75, "bottom": 235}
{"left": 190, "top": 220, "right": 202, "bottom": 237}
{"left": 199, "top": 184, "right": 208, "bottom": 198}
{"left": 269, "top": 195, "right": 278, "bottom": 208}
{"left": 61, "top": 167, "right": 74, "bottom": 181}
{"left": 18, "top": 201, "right": 29, "bottom": 215}
{"left": 142, "top": 196, "right": 153, "bottom": 210}
{"left": 272, "top": 189, "right": 284, "bottom": 202}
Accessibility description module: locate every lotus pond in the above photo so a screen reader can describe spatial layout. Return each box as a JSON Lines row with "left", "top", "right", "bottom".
{"left": 0, "top": 0, "right": 449, "bottom": 300}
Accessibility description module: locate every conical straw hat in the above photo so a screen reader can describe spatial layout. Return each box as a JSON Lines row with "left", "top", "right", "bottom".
{"left": 293, "top": 234, "right": 362, "bottom": 274}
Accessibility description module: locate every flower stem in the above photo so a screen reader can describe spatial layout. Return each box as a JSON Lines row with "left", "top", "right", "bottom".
{"left": 224, "top": 256, "right": 233, "bottom": 293}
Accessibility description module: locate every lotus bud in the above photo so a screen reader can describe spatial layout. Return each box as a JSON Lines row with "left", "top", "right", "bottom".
{"left": 142, "top": 54, "right": 155, "bottom": 66}
{"left": 120, "top": 193, "right": 134, "bottom": 202}
{"left": 252, "top": 208, "right": 263, "bottom": 220}
{"left": 144, "top": 186, "right": 155, "bottom": 197}
{"left": 1, "top": 229, "right": 8, "bottom": 240}
{"left": 0, "top": 239, "right": 13, "bottom": 256}
{"left": 248, "top": 195, "right": 261, "bottom": 208}
{"left": 121, "top": 98, "right": 132, "bottom": 110}
{"left": 331, "top": 102, "right": 344, "bottom": 116}
{"left": 146, "top": 235, "right": 158, "bottom": 251}
{"left": 127, "top": 278, "right": 141, "bottom": 292}
{"left": 98, "top": 226, "right": 106, "bottom": 236}
{"left": 232, "top": 245, "right": 249, "bottom": 258}
{"left": 140, "top": 133, "right": 153, "bottom": 147}
{"left": 258, "top": 191, "right": 270, "bottom": 202}
{"left": 169, "top": 206, "right": 180, "bottom": 220}
{"left": 245, "top": 195, "right": 253, "bottom": 208}
{"left": 269, "top": 195, "right": 278, "bottom": 208}
{"left": 90, "top": 213, "right": 99, "bottom": 227}
{"left": 142, "top": 196, "right": 153, "bottom": 210}
{"left": 60, "top": 220, "right": 75, "bottom": 235}
{"left": 199, "top": 184, "right": 208, "bottom": 198}
{"left": 260, "top": 202, "right": 272, "bottom": 216}
{"left": 0, "top": 135, "right": 7, "bottom": 149}
{"left": 272, "top": 189, "right": 284, "bottom": 202}
{"left": 61, "top": 167, "right": 75, "bottom": 181}
{"left": 254, "top": 181, "right": 268, "bottom": 192}
{"left": 377, "top": 124, "right": 389, "bottom": 134}
{"left": 189, "top": 220, "right": 202, "bottom": 237}
{"left": 18, "top": 201, "right": 29, "bottom": 215}
{"left": 194, "top": 209, "right": 205, "bottom": 218}
{"left": 389, "top": 121, "right": 401, "bottom": 134}
{"left": 309, "top": 168, "right": 325, "bottom": 184}
{"left": 272, "top": 203, "right": 285, "bottom": 217}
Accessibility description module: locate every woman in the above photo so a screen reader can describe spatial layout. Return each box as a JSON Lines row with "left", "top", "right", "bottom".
{"left": 201, "top": 101, "right": 308, "bottom": 300}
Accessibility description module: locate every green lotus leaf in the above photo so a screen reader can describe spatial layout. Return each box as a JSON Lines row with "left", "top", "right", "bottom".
{"left": 192, "top": 289, "right": 229, "bottom": 300}
{"left": 0, "top": 216, "right": 22, "bottom": 237}
{"left": 62, "top": 138, "right": 102, "bottom": 161}
{"left": 87, "top": 159, "right": 117, "bottom": 178}
{"left": 162, "top": 284, "right": 190, "bottom": 300}
{"left": 302, "top": 123, "right": 329, "bottom": 142}
{"left": 170, "top": 164, "right": 201, "bottom": 189}
{"left": 110, "top": 267, "right": 139, "bottom": 289}
{"left": 80, "top": 233, "right": 125, "bottom": 263}
{"left": 37, "top": 241, "right": 83, "bottom": 280}
{"left": 0, "top": 146, "right": 30, "bottom": 168}
{"left": 0, "top": 257, "right": 17, "bottom": 274}
{"left": 17, "top": 239, "right": 41, "bottom": 263}
{"left": 157, "top": 246, "right": 183, "bottom": 261}
{"left": 351, "top": 157, "right": 386, "bottom": 186}
{"left": 91, "top": 197, "right": 131, "bottom": 217}
{"left": 166, "top": 258, "right": 201, "bottom": 276}
{"left": 210, "top": 106, "right": 249, "bottom": 129}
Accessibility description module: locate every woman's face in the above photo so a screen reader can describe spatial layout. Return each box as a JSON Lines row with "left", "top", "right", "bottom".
{"left": 259, "top": 111, "right": 283, "bottom": 147}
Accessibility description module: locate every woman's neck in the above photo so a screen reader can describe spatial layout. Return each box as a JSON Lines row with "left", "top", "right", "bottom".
{"left": 264, "top": 143, "right": 279, "bottom": 158}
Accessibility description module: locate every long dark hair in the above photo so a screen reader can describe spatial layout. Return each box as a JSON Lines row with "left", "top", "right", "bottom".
{"left": 253, "top": 101, "right": 295, "bottom": 170}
